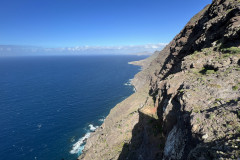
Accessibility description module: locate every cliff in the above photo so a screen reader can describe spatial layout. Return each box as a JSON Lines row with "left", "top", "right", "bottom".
{"left": 79, "top": 0, "right": 240, "bottom": 159}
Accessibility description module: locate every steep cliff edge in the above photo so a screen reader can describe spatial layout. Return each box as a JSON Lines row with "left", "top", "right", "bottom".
{"left": 79, "top": 0, "right": 240, "bottom": 159}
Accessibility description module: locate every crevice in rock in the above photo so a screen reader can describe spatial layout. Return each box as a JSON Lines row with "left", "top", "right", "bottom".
{"left": 162, "top": 92, "right": 202, "bottom": 160}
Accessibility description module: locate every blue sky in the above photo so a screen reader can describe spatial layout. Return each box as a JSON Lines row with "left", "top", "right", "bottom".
{"left": 0, "top": 0, "right": 211, "bottom": 56}
{"left": 0, "top": 0, "right": 212, "bottom": 55}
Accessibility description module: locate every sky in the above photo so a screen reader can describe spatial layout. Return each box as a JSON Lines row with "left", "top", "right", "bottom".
{"left": 0, "top": 0, "right": 212, "bottom": 55}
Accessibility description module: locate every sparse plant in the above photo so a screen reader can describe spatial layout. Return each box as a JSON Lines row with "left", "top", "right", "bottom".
{"left": 222, "top": 53, "right": 231, "bottom": 58}
{"left": 232, "top": 86, "right": 239, "bottom": 91}
{"left": 202, "top": 48, "right": 212, "bottom": 56}
{"left": 209, "top": 84, "right": 221, "bottom": 88}
{"left": 210, "top": 114, "right": 215, "bottom": 120}
{"left": 179, "top": 89, "right": 185, "bottom": 93}
{"left": 199, "top": 66, "right": 218, "bottom": 75}
{"left": 237, "top": 127, "right": 240, "bottom": 133}
{"left": 206, "top": 70, "right": 216, "bottom": 74}
{"left": 215, "top": 98, "right": 222, "bottom": 102}
{"left": 221, "top": 47, "right": 240, "bottom": 54}
{"left": 226, "top": 124, "right": 232, "bottom": 129}
{"left": 196, "top": 118, "right": 200, "bottom": 123}
{"left": 193, "top": 105, "right": 201, "bottom": 113}
{"left": 237, "top": 110, "right": 240, "bottom": 118}
{"left": 193, "top": 109, "right": 200, "bottom": 113}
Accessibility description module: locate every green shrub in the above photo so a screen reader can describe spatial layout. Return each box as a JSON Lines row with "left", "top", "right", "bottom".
{"left": 221, "top": 47, "right": 240, "bottom": 54}
{"left": 209, "top": 84, "right": 221, "bottom": 88}
{"left": 232, "top": 86, "right": 239, "bottom": 91}
{"left": 215, "top": 98, "right": 222, "bottom": 101}
{"left": 199, "top": 67, "right": 217, "bottom": 75}
{"left": 210, "top": 114, "right": 215, "bottom": 120}
{"left": 223, "top": 53, "right": 231, "bottom": 58}
{"left": 196, "top": 118, "right": 200, "bottom": 123}
{"left": 235, "top": 67, "right": 240, "bottom": 71}
{"left": 238, "top": 127, "right": 240, "bottom": 133}
{"left": 237, "top": 110, "right": 240, "bottom": 118}
{"left": 205, "top": 70, "right": 216, "bottom": 74}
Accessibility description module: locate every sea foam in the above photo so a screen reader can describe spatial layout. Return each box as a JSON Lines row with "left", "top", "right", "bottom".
{"left": 124, "top": 79, "right": 133, "bottom": 86}
{"left": 70, "top": 132, "right": 91, "bottom": 155}
{"left": 70, "top": 124, "right": 99, "bottom": 155}
{"left": 89, "top": 124, "right": 98, "bottom": 132}
{"left": 98, "top": 118, "right": 105, "bottom": 122}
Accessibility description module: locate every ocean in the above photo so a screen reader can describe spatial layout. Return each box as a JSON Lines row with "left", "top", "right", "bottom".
{"left": 0, "top": 55, "right": 146, "bottom": 160}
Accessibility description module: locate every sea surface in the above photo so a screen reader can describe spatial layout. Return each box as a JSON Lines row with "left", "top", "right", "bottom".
{"left": 0, "top": 55, "right": 146, "bottom": 160}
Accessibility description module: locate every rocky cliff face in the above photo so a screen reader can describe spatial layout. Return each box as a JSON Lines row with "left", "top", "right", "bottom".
{"left": 79, "top": 0, "right": 240, "bottom": 159}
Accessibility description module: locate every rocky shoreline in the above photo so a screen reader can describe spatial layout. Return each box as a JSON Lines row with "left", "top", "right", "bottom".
{"left": 79, "top": 0, "right": 240, "bottom": 159}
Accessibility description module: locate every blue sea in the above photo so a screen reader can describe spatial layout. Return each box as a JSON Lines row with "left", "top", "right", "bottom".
{"left": 0, "top": 55, "right": 146, "bottom": 160}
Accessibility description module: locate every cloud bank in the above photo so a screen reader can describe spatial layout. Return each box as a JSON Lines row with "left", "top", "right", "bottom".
{"left": 0, "top": 43, "right": 167, "bottom": 56}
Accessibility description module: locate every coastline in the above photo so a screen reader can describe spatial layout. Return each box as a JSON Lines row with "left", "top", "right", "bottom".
{"left": 73, "top": 59, "right": 146, "bottom": 159}
{"left": 78, "top": 57, "right": 153, "bottom": 159}
{"left": 70, "top": 122, "right": 102, "bottom": 156}
{"left": 78, "top": 45, "right": 170, "bottom": 160}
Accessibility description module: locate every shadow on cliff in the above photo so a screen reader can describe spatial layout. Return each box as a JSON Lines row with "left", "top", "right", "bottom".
{"left": 160, "top": 92, "right": 240, "bottom": 159}
{"left": 187, "top": 132, "right": 240, "bottom": 159}
{"left": 118, "top": 111, "right": 164, "bottom": 160}
{"left": 118, "top": 89, "right": 240, "bottom": 160}
{"left": 160, "top": 92, "right": 202, "bottom": 159}
{"left": 203, "top": 97, "right": 240, "bottom": 114}
{"left": 117, "top": 88, "right": 201, "bottom": 160}
{"left": 117, "top": 92, "right": 200, "bottom": 160}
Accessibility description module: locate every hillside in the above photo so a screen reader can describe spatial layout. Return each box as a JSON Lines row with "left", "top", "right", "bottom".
{"left": 79, "top": 0, "right": 240, "bottom": 159}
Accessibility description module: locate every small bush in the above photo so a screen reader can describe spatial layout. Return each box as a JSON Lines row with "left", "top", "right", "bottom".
{"left": 199, "top": 65, "right": 218, "bottom": 75}
{"left": 232, "top": 86, "right": 239, "bottom": 91}
{"left": 221, "top": 47, "right": 240, "bottom": 54}
{"left": 235, "top": 67, "right": 240, "bottom": 71}
{"left": 237, "top": 110, "right": 240, "bottom": 118}
{"left": 223, "top": 53, "right": 231, "bottom": 58}
{"left": 237, "top": 127, "right": 240, "bottom": 133}
{"left": 210, "top": 114, "right": 215, "bottom": 120}
{"left": 179, "top": 89, "right": 185, "bottom": 93}
{"left": 209, "top": 84, "right": 221, "bottom": 88}
{"left": 193, "top": 109, "right": 200, "bottom": 113}
{"left": 215, "top": 98, "right": 222, "bottom": 102}
{"left": 196, "top": 118, "right": 200, "bottom": 123}
{"left": 205, "top": 70, "right": 215, "bottom": 74}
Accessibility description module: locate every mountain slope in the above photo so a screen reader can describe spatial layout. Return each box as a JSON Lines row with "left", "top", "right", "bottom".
{"left": 79, "top": 0, "right": 240, "bottom": 159}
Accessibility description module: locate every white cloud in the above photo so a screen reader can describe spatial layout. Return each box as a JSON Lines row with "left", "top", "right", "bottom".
{"left": 0, "top": 43, "right": 168, "bottom": 56}
{"left": 58, "top": 43, "right": 167, "bottom": 52}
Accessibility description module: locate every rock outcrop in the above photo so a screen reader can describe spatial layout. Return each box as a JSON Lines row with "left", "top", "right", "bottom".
{"left": 79, "top": 0, "right": 240, "bottom": 159}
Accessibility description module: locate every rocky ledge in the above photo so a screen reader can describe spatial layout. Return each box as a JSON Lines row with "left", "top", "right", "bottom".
{"left": 79, "top": 0, "right": 240, "bottom": 159}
